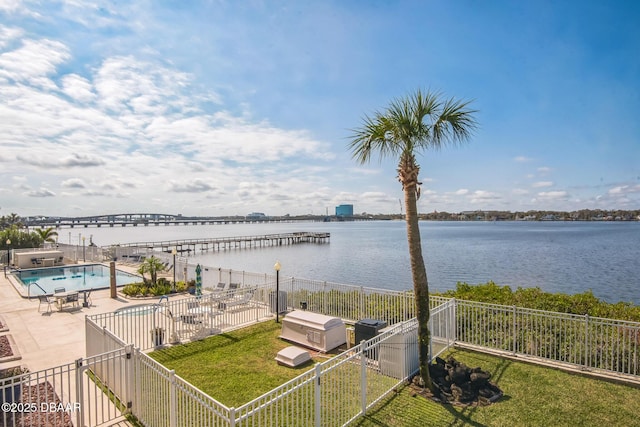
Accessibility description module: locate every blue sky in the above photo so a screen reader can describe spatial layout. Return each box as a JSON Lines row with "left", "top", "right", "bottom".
{"left": 0, "top": 0, "right": 638, "bottom": 217}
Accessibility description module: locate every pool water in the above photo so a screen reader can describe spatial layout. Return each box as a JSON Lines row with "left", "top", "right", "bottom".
{"left": 15, "top": 264, "right": 140, "bottom": 295}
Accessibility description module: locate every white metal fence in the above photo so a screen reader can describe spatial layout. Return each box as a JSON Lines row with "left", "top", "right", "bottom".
{"left": 122, "top": 316, "right": 427, "bottom": 427}
{"left": 5, "top": 260, "right": 640, "bottom": 426}
{"left": 0, "top": 345, "right": 134, "bottom": 427}
{"left": 452, "top": 298, "right": 640, "bottom": 377}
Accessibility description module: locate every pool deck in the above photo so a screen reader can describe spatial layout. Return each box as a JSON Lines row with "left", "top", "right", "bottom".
{"left": 0, "top": 262, "right": 187, "bottom": 372}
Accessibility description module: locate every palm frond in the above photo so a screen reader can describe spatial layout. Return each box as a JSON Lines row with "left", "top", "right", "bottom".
{"left": 348, "top": 88, "right": 478, "bottom": 163}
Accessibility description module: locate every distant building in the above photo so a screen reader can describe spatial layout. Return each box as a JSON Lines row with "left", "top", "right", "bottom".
{"left": 246, "top": 212, "right": 268, "bottom": 220}
{"left": 335, "top": 204, "right": 354, "bottom": 217}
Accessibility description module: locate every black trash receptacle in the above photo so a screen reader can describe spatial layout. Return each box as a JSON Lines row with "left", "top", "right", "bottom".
{"left": 354, "top": 319, "right": 387, "bottom": 344}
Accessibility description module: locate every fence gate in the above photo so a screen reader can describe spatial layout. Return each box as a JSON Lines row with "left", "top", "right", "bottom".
{"left": 0, "top": 346, "right": 133, "bottom": 427}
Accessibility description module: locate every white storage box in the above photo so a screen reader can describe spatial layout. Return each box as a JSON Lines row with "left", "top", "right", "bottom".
{"left": 275, "top": 346, "right": 311, "bottom": 367}
{"left": 280, "top": 310, "right": 346, "bottom": 352}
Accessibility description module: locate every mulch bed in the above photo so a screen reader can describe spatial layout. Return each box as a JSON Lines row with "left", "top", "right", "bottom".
{"left": 2, "top": 381, "right": 74, "bottom": 427}
{"left": 0, "top": 335, "right": 13, "bottom": 357}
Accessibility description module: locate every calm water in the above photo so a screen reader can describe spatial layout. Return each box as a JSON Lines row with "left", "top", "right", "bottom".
{"left": 75, "top": 221, "right": 640, "bottom": 304}
{"left": 16, "top": 264, "right": 140, "bottom": 294}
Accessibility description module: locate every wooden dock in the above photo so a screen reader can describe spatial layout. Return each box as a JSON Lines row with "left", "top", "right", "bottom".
{"left": 112, "top": 232, "right": 330, "bottom": 254}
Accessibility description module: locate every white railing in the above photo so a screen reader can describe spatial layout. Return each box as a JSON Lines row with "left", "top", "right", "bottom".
{"left": 132, "top": 350, "right": 232, "bottom": 427}
{"left": 0, "top": 346, "right": 134, "bottom": 427}
{"left": 125, "top": 315, "right": 433, "bottom": 427}
{"left": 7, "top": 260, "right": 640, "bottom": 426}
{"left": 452, "top": 298, "right": 640, "bottom": 377}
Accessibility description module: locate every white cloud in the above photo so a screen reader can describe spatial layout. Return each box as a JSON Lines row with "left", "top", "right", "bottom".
{"left": 26, "top": 187, "right": 56, "bottom": 197}
{"left": 168, "top": 179, "right": 217, "bottom": 193}
{"left": 537, "top": 191, "right": 569, "bottom": 200}
{"left": 537, "top": 166, "right": 551, "bottom": 174}
{"left": 17, "top": 153, "right": 106, "bottom": 168}
{"left": 62, "top": 178, "right": 86, "bottom": 188}
{"left": 61, "top": 74, "right": 96, "bottom": 103}
{"left": 514, "top": 156, "right": 533, "bottom": 163}
{"left": 469, "top": 190, "right": 501, "bottom": 204}
{"left": 608, "top": 184, "right": 640, "bottom": 195}
{"left": 532, "top": 181, "right": 553, "bottom": 188}
{"left": 454, "top": 189, "right": 469, "bottom": 195}
{"left": 360, "top": 192, "right": 395, "bottom": 203}
{"left": 0, "top": 38, "right": 70, "bottom": 84}
{"left": 512, "top": 188, "right": 529, "bottom": 195}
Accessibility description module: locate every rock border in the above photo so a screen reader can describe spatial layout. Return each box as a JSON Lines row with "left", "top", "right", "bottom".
{"left": 0, "top": 334, "right": 22, "bottom": 363}
{"left": 0, "top": 313, "right": 8, "bottom": 332}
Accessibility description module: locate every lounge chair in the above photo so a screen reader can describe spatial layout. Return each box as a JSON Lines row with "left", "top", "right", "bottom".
{"left": 37, "top": 294, "right": 55, "bottom": 313}
{"left": 219, "top": 289, "right": 255, "bottom": 311}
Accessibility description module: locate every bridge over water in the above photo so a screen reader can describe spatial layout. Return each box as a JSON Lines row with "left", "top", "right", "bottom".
{"left": 26, "top": 213, "right": 324, "bottom": 228}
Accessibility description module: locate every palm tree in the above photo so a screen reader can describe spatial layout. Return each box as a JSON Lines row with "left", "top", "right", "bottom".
{"left": 348, "top": 89, "right": 477, "bottom": 390}
{"left": 34, "top": 227, "right": 58, "bottom": 246}
{"left": 137, "top": 256, "right": 167, "bottom": 286}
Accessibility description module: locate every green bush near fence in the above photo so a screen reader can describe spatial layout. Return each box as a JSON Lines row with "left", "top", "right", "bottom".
{"left": 437, "top": 282, "right": 640, "bottom": 376}
{"left": 121, "top": 278, "right": 188, "bottom": 297}
{"left": 440, "top": 281, "right": 640, "bottom": 321}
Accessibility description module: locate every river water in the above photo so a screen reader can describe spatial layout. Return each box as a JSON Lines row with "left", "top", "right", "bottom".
{"left": 70, "top": 220, "right": 640, "bottom": 305}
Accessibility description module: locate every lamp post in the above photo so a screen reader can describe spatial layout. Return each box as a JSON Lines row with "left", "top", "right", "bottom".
{"left": 171, "top": 247, "right": 177, "bottom": 293}
{"left": 4, "top": 239, "right": 10, "bottom": 277}
{"left": 274, "top": 261, "right": 281, "bottom": 322}
{"left": 82, "top": 237, "right": 86, "bottom": 262}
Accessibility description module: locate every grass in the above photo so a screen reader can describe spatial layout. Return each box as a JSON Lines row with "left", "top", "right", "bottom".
{"left": 149, "top": 322, "right": 640, "bottom": 426}
{"left": 149, "top": 321, "right": 327, "bottom": 407}
{"left": 354, "top": 349, "right": 640, "bottom": 427}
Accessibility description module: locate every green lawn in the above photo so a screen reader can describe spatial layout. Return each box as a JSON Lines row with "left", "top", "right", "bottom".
{"left": 149, "top": 320, "right": 325, "bottom": 407}
{"left": 355, "top": 349, "right": 640, "bottom": 427}
{"left": 149, "top": 322, "right": 640, "bottom": 426}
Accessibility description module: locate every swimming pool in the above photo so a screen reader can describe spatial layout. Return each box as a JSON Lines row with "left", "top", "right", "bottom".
{"left": 14, "top": 264, "right": 140, "bottom": 296}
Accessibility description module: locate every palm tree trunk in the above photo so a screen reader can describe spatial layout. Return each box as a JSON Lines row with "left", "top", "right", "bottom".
{"left": 403, "top": 182, "right": 434, "bottom": 391}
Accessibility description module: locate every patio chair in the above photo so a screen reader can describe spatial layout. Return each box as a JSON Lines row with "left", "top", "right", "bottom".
{"left": 65, "top": 292, "right": 79, "bottom": 308}
{"left": 37, "top": 294, "right": 55, "bottom": 313}
{"left": 54, "top": 287, "right": 65, "bottom": 294}
{"left": 82, "top": 289, "right": 93, "bottom": 307}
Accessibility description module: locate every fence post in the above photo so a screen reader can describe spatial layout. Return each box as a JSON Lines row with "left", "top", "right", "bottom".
{"left": 360, "top": 340, "right": 367, "bottom": 415}
{"left": 230, "top": 407, "right": 236, "bottom": 427}
{"left": 512, "top": 305, "right": 517, "bottom": 355}
{"left": 75, "top": 358, "right": 84, "bottom": 427}
{"left": 322, "top": 282, "right": 327, "bottom": 314}
{"left": 314, "top": 363, "right": 322, "bottom": 427}
{"left": 360, "top": 286, "right": 365, "bottom": 321}
{"left": 451, "top": 298, "right": 457, "bottom": 344}
{"left": 125, "top": 344, "right": 134, "bottom": 414}
{"left": 169, "top": 370, "right": 177, "bottom": 427}
{"left": 135, "top": 348, "right": 141, "bottom": 419}
{"left": 584, "top": 314, "right": 589, "bottom": 369}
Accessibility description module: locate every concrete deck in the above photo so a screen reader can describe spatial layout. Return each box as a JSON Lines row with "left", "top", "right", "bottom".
{"left": 0, "top": 264, "right": 160, "bottom": 373}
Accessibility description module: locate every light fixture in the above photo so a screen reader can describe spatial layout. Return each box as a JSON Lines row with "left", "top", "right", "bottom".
{"left": 274, "top": 261, "right": 281, "bottom": 322}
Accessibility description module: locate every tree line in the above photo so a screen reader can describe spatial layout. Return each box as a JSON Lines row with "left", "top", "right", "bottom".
{"left": 1, "top": 212, "right": 58, "bottom": 250}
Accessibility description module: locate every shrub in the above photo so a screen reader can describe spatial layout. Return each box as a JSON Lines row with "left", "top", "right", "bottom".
{"left": 149, "top": 282, "right": 171, "bottom": 296}
{"left": 439, "top": 282, "right": 640, "bottom": 321}
{"left": 122, "top": 282, "right": 149, "bottom": 297}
